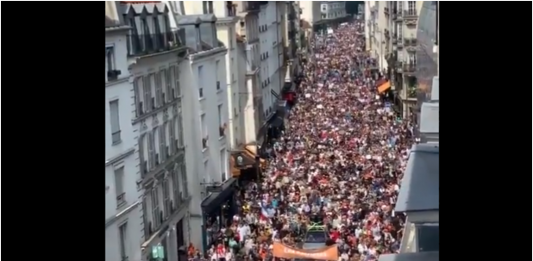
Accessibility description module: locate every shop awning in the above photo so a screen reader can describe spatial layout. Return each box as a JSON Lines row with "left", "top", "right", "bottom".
{"left": 378, "top": 81, "right": 391, "bottom": 94}
{"left": 245, "top": 145, "right": 266, "bottom": 167}
{"left": 201, "top": 178, "right": 237, "bottom": 214}
{"left": 231, "top": 151, "right": 255, "bottom": 172}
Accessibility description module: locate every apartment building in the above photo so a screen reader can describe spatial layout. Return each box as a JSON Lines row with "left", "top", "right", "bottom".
{"left": 109, "top": 3, "right": 192, "bottom": 261}
{"left": 179, "top": 1, "right": 245, "bottom": 149}
{"left": 105, "top": 3, "right": 143, "bottom": 261}
{"left": 172, "top": 14, "right": 229, "bottom": 252}
{"left": 299, "top": 1, "right": 322, "bottom": 30}
{"left": 258, "top": 2, "right": 283, "bottom": 122}
{"left": 365, "top": 1, "right": 430, "bottom": 119}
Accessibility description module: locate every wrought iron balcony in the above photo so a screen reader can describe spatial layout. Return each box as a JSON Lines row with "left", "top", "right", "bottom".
{"left": 384, "top": 7, "right": 389, "bottom": 15}
{"left": 384, "top": 29, "right": 390, "bottom": 38}
{"left": 127, "top": 30, "right": 184, "bottom": 57}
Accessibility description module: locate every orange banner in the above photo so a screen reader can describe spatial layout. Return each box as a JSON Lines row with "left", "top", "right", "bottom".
{"left": 272, "top": 242, "right": 338, "bottom": 261}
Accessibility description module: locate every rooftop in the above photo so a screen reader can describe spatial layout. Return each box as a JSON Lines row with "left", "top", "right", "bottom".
{"left": 395, "top": 143, "right": 439, "bottom": 213}
{"left": 419, "top": 102, "right": 438, "bottom": 134}
{"left": 378, "top": 252, "right": 439, "bottom": 261}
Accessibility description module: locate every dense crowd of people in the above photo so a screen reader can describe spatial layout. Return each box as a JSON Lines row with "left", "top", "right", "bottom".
{"left": 194, "top": 20, "right": 414, "bottom": 261}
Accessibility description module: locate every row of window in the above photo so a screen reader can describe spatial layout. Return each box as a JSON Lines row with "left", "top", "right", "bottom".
{"left": 134, "top": 66, "right": 181, "bottom": 117}
{"left": 260, "top": 51, "right": 270, "bottom": 61}
{"left": 197, "top": 60, "right": 222, "bottom": 99}
{"left": 390, "top": 1, "right": 417, "bottom": 16}
{"left": 144, "top": 164, "right": 188, "bottom": 235}
{"left": 139, "top": 115, "right": 185, "bottom": 177}
{"left": 322, "top": 12, "right": 344, "bottom": 19}
{"left": 259, "top": 24, "right": 268, "bottom": 33}
{"left": 262, "top": 77, "right": 271, "bottom": 88}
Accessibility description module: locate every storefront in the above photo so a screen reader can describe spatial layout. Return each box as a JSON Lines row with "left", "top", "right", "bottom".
{"left": 229, "top": 146, "right": 266, "bottom": 182}
{"left": 200, "top": 178, "right": 238, "bottom": 253}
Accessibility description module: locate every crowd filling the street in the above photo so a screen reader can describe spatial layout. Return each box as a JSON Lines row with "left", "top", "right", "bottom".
{"left": 193, "top": 19, "right": 416, "bottom": 261}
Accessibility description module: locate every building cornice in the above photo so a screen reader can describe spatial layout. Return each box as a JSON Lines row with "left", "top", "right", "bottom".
{"left": 105, "top": 25, "right": 131, "bottom": 33}
{"left": 188, "top": 46, "right": 228, "bottom": 63}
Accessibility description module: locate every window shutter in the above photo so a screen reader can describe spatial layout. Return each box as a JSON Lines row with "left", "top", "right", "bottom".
{"left": 144, "top": 76, "right": 151, "bottom": 112}
{"left": 159, "top": 123, "right": 166, "bottom": 161}
{"left": 177, "top": 111, "right": 184, "bottom": 148}
{"left": 168, "top": 66, "right": 175, "bottom": 99}
{"left": 169, "top": 118, "right": 176, "bottom": 155}
{"left": 148, "top": 132, "right": 155, "bottom": 169}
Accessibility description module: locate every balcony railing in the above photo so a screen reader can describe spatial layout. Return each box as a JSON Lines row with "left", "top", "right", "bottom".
{"left": 127, "top": 30, "right": 184, "bottom": 57}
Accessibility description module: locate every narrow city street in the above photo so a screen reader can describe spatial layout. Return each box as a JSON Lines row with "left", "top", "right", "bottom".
{"left": 201, "top": 20, "right": 414, "bottom": 261}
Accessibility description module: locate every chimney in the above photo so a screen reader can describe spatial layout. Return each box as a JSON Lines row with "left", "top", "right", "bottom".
{"left": 177, "top": 16, "right": 202, "bottom": 51}
{"left": 199, "top": 14, "right": 218, "bottom": 48}
{"left": 105, "top": 1, "right": 121, "bottom": 27}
